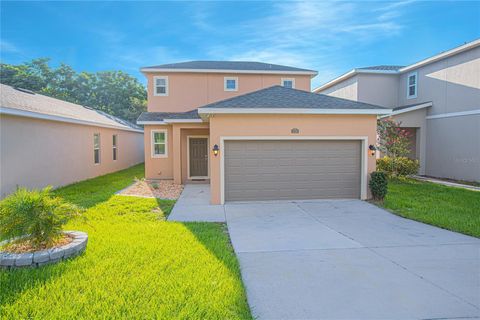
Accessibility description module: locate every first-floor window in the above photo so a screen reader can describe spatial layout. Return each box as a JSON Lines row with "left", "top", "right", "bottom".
{"left": 112, "top": 135, "right": 118, "bottom": 161}
{"left": 94, "top": 133, "right": 100, "bottom": 164}
{"left": 152, "top": 130, "right": 167, "bottom": 157}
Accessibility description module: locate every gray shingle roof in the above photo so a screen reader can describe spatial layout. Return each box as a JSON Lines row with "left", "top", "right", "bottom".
{"left": 142, "top": 61, "right": 317, "bottom": 73}
{"left": 393, "top": 101, "right": 432, "bottom": 111}
{"left": 357, "top": 65, "right": 404, "bottom": 71}
{"left": 199, "top": 86, "right": 389, "bottom": 110}
{"left": 137, "top": 109, "right": 200, "bottom": 122}
{"left": 0, "top": 84, "right": 142, "bottom": 131}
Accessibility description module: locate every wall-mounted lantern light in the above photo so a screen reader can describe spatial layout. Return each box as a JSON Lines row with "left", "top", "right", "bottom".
{"left": 212, "top": 144, "right": 219, "bottom": 157}
{"left": 369, "top": 144, "right": 377, "bottom": 156}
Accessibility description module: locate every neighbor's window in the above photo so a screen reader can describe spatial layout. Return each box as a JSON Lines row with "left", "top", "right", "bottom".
{"left": 224, "top": 77, "right": 238, "bottom": 91}
{"left": 407, "top": 72, "right": 417, "bottom": 99}
{"left": 152, "top": 130, "right": 168, "bottom": 158}
{"left": 282, "top": 78, "right": 295, "bottom": 89}
{"left": 153, "top": 76, "right": 168, "bottom": 96}
{"left": 94, "top": 133, "right": 100, "bottom": 164}
{"left": 112, "top": 135, "right": 118, "bottom": 161}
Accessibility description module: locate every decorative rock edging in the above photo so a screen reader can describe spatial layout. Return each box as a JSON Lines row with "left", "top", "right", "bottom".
{"left": 0, "top": 231, "right": 88, "bottom": 269}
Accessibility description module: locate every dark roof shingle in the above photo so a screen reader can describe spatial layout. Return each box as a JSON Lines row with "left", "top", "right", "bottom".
{"left": 199, "top": 86, "right": 389, "bottom": 110}
{"left": 142, "top": 61, "right": 316, "bottom": 73}
{"left": 137, "top": 109, "right": 200, "bottom": 122}
{"left": 357, "top": 65, "right": 404, "bottom": 71}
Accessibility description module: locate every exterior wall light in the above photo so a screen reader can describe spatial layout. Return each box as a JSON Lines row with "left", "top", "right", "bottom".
{"left": 369, "top": 144, "right": 377, "bottom": 156}
{"left": 212, "top": 144, "right": 219, "bottom": 157}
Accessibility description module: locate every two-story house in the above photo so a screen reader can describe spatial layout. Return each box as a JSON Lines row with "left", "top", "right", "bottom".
{"left": 137, "top": 61, "right": 391, "bottom": 204}
{"left": 315, "top": 39, "right": 480, "bottom": 182}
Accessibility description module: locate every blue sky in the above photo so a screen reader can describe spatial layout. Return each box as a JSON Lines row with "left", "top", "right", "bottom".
{"left": 1, "top": 1, "right": 479, "bottom": 89}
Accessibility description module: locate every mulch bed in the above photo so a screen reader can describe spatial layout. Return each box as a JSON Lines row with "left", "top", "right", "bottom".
{"left": 117, "top": 179, "right": 184, "bottom": 200}
{"left": 1, "top": 234, "right": 74, "bottom": 254}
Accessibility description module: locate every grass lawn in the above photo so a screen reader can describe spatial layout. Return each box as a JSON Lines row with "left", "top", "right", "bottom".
{"left": 379, "top": 177, "right": 480, "bottom": 238}
{"left": 0, "top": 164, "right": 252, "bottom": 319}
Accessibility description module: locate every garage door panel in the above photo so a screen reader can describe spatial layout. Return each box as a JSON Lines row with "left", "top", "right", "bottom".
{"left": 225, "top": 140, "right": 361, "bottom": 201}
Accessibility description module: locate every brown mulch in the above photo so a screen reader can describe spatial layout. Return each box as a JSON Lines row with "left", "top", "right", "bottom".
{"left": 118, "top": 179, "right": 184, "bottom": 200}
{"left": 2, "top": 234, "right": 74, "bottom": 254}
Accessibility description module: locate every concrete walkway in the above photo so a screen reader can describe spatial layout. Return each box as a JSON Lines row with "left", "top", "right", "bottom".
{"left": 412, "top": 175, "right": 480, "bottom": 192}
{"left": 168, "top": 184, "right": 225, "bottom": 222}
{"left": 225, "top": 200, "right": 480, "bottom": 319}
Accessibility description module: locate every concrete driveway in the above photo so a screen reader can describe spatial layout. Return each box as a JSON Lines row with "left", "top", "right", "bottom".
{"left": 225, "top": 200, "right": 480, "bottom": 319}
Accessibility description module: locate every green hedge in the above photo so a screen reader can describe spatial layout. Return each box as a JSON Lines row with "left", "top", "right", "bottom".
{"left": 369, "top": 171, "right": 388, "bottom": 201}
{"left": 377, "top": 156, "right": 419, "bottom": 176}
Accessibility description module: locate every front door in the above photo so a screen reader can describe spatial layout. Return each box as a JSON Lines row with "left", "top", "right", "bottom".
{"left": 189, "top": 137, "right": 209, "bottom": 178}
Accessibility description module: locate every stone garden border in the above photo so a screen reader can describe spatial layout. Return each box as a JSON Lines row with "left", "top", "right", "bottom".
{"left": 0, "top": 231, "right": 88, "bottom": 269}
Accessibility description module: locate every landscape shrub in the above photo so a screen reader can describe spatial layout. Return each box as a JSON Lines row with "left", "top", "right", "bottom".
{"left": 377, "top": 156, "right": 419, "bottom": 176}
{"left": 369, "top": 171, "right": 388, "bottom": 201}
{"left": 0, "top": 186, "right": 80, "bottom": 248}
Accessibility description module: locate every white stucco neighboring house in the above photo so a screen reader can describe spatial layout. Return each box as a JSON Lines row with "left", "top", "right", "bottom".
{"left": 314, "top": 39, "right": 480, "bottom": 182}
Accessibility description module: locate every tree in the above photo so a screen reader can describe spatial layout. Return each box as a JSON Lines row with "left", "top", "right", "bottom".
{"left": 0, "top": 59, "right": 147, "bottom": 123}
{"left": 377, "top": 117, "right": 415, "bottom": 175}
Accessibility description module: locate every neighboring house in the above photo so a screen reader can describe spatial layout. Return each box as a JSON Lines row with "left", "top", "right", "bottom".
{"left": 0, "top": 84, "right": 144, "bottom": 197}
{"left": 315, "top": 39, "right": 480, "bottom": 182}
{"left": 137, "top": 61, "right": 391, "bottom": 204}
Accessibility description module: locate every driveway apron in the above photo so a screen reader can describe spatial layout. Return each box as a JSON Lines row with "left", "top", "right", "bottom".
{"left": 225, "top": 200, "right": 480, "bottom": 319}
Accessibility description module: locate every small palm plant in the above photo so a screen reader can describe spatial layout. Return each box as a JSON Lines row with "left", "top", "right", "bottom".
{"left": 0, "top": 186, "right": 80, "bottom": 249}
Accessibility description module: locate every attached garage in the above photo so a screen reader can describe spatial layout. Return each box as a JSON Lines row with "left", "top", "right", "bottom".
{"left": 196, "top": 86, "right": 391, "bottom": 204}
{"left": 224, "top": 140, "right": 362, "bottom": 201}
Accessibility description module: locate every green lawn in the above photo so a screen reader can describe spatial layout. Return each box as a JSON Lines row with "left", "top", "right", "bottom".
{"left": 0, "top": 164, "right": 252, "bottom": 319}
{"left": 380, "top": 177, "right": 480, "bottom": 238}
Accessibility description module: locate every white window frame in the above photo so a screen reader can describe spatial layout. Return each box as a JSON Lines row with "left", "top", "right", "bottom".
{"left": 153, "top": 76, "right": 168, "bottom": 96}
{"left": 94, "top": 133, "right": 101, "bottom": 165}
{"left": 406, "top": 71, "right": 417, "bottom": 99}
{"left": 151, "top": 129, "right": 168, "bottom": 158}
{"left": 224, "top": 77, "right": 238, "bottom": 91}
{"left": 112, "top": 134, "right": 118, "bottom": 161}
{"left": 281, "top": 78, "right": 295, "bottom": 89}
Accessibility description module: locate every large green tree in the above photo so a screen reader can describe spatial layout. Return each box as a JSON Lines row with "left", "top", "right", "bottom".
{"left": 0, "top": 58, "right": 146, "bottom": 123}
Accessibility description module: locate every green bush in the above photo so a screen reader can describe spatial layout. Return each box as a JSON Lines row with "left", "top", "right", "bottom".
{"left": 369, "top": 171, "right": 388, "bottom": 201}
{"left": 377, "top": 156, "right": 419, "bottom": 176}
{"left": 0, "top": 186, "right": 80, "bottom": 248}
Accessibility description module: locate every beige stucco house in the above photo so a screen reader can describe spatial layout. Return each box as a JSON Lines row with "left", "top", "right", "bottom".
{"left": 137, "top": 61, "right": 391, "bottom": 204}
{"left": 315, "top": 39, "right": 480, "bottom": 182}
{"left": 0, "top": 84, "right": 144, "bottom": 197}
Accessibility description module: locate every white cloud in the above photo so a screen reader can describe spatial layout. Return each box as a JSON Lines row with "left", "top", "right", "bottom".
{"left": 196, "top": 1, "right": 413, "bottom": 87}
{"left": 0, "top": 40, "right": 20, "bottom": 53}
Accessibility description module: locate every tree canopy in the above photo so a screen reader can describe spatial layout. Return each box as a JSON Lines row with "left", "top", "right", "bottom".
{"left": 0, "top": 58, "right": 146, "bottom": 123}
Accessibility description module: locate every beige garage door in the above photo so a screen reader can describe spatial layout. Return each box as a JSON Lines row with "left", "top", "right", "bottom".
{"left": 224, "top": 140, "right": 361, "bottom": 201}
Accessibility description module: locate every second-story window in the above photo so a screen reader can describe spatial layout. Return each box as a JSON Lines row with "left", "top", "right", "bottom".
{"left": 154, "top": 76, "right": 168, "bottom": 96}
{"left": 407, "top": 72, "right": 417, "bottom": 99}
{"left": 282, "top": 78, "right": 295, "bottom": 89}
{"left": 224, "top": 77, "right": 238, "bottom": 91}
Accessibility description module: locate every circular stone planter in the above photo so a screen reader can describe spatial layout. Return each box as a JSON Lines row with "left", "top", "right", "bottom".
{"left": 0, "top": 231, "right": 88, "bottom": 269}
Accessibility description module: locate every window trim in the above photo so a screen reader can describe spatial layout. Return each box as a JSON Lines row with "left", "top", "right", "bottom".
{"left": 112, "top": 134, "right": 118, "bottom": 161}
{"left": 153, "top": 76, "right": 169, "bottom": 96}
{"left": 406, "top": 71, "right": 418, "bottom": 99}
{"left": 224, "top": 77, "right": 238, "bottom": 91}
{"left": 151, "top": 129, "right": 168, "bottom": 158}
{"left": 281, "top": 78, "right": 295, "bottom": 89}
{"left": 94, "top": 133, "right": 101, "bottom": 165}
